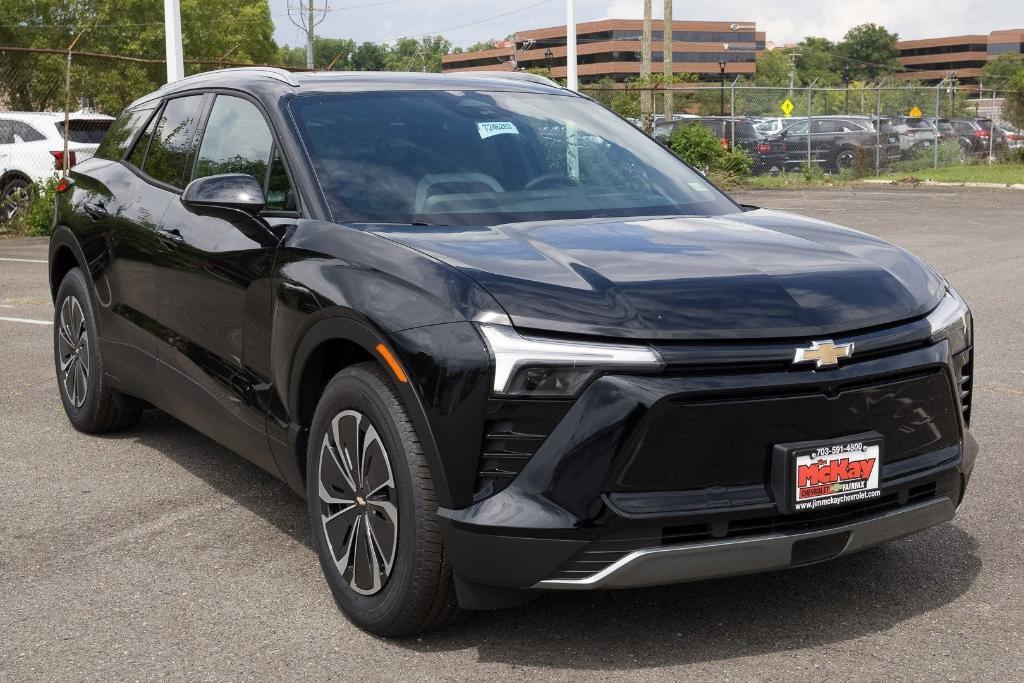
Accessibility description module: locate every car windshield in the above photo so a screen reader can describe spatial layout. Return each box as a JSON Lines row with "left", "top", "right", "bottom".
{"left": 290, "top": 90, "right": 737, "bottom": 226}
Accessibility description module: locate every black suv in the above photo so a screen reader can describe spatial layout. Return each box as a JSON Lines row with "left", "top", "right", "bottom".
{"left": 50, "top": 69, "right": 977, "bottom": 636}
{"left": 762, "top": 117, "right": 901, "bottom": 171}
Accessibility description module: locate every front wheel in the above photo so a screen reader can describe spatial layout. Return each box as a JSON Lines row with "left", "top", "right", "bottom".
{"left": 307, "top": 362, "right": 459, "bottom": 636}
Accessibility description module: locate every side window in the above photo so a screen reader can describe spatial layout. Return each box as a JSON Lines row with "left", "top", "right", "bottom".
{"left": 787, "top": 120, "right": 809, "bottom": 135}
{"left": 0, "top": 120, "right": 13, "bottom": 144}
{"left": 265, "top": 148, "right": 295, "bottom": 211}
{"left": 193, "top": 96, "right": 273, "bottom": 180}
{"left": 126, "top": 111, "right": 159, "bottom": 169}
{"left": 10, "top": 121, "right": 46, "bottom": 142}
{"left": 142, "top": 94, "right": 204, "bottom": 188}
{"left": 96, "top": 105, "right": 156, "bottom": 160}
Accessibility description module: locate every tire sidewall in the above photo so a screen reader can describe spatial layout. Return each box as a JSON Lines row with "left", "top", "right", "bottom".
{"left": 54, "top": 268, "right": 105, "bottom": 430}
{"left": 306, "top": 364, "right": 421, "bottom": 632}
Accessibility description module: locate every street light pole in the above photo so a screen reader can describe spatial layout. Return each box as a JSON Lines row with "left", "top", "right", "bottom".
{"left": 565, "top": 0, "right": 577, "bottom": 90}
{"left": 719, "top": 58, "right": 726, "bottom": 115}
{"left": 163, "top": 0, "right": 184, "bottom": 83}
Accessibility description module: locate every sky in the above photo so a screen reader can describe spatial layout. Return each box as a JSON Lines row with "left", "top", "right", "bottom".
{"left": 268, "top": 0, "right": 1023, "bottom": 51}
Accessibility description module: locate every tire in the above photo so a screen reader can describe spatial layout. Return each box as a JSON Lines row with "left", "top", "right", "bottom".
{"left": 307, "top": 362, "right": 459, "bottom": 636}
{"left": 0, "top": 178, "right": 31, "bottom": 223}
{"left": 53, "top": 267, "right": 142, "bottom": 433}
{"left": 832, "top": 147, "right": 855, "bottom": 171}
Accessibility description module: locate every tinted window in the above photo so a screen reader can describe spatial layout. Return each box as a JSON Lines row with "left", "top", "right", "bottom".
{"left": 143, "top": 95, "right": 204, "bottom": 188}
{"left": 0, "top": 120, "right": 46, "bottom": 143}
{"left": 265, "top": 148, "right": 295, "bottom": 211}
{"left": 96, "top": 106, "right": 156, "bottom": 160}
{"left": 291, "top": 91, "right": 737, "bottom": 225}
{"left": 193, "top": 96, "right": 273, "bottom": 180}
{"left": 127, "top": 112, "right": 159, "bottom": 169}
{"left": 59, "top": 119, "right": 113, "bottom": 144}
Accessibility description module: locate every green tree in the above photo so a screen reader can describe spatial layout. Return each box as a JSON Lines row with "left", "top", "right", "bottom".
{"left": 350, "top": 41, "right": 388, "bottom": 71}
{"left": 982, "top": 53, "right": 1024, "bottom": 91}
{"left": 0, "top": 0, "right": 277, "bottom": 114}
{"left": 796, "top": 37, "right": 840, "bottom": 85}
{"left": 1005, "top": 69, "right": 1024, "bottom": 128}
{"left": 756, "top": 49, "right": 791, "bottom": 87}
{"left": 838, "top": 23, "right": 901, "bottom": 82}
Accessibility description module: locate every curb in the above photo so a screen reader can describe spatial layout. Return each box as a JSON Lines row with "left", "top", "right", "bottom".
{"left": 859, "top": 178, "right": 1024, "bottom": 190}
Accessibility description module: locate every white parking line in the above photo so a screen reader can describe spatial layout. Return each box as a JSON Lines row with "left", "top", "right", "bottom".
{"left": 0, "top": 316, "right": 52, "bottom": 325}
{"left": 0, "top": 257, "right": 47, "bottom": 263}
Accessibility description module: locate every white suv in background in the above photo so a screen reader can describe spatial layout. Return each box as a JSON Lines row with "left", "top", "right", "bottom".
{"left": 0, "top": 111, "right": 113, "bottom": 221}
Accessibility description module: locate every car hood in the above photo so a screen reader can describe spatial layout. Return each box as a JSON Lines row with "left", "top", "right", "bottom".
{"left": 368, "top": 209, "right": 945, "bottom": 340}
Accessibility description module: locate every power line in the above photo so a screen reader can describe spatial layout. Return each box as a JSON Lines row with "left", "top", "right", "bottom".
{"left": 402, "top": 0, "right": 554, "bottom": 38}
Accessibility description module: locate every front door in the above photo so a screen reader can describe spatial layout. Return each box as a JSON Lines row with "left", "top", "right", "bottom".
{"left": 153, "top": 93, "right": 293, "bottom": 473}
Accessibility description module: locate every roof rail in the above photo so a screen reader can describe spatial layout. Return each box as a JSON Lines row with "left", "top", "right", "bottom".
{"left": 449, "top": 70, "right": 562, "bottom": 89}
{"left": 159, "top": 66, "right": 300, "bottom": 91}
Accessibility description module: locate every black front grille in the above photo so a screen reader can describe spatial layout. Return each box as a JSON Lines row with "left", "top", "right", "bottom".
{"left": 547, "top": 470, "right": 959, "bottom": 581}
{"left": 614, "top": 370, "right": 960, "bottom": 492}
{"left": 474, "top": 398, "right": 571, "bottom": 501}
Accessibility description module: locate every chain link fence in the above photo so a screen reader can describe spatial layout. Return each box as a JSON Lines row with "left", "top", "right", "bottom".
{"left": 0, "top": 45, "right": 305, "bottom": 229}
{"left": 581, "top": 82, "right": 1024, "bottom": 177}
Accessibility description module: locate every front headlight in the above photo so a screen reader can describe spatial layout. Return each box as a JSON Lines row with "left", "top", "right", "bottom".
{"left": 478, "top": 324, "right": 664, "bottom": 397}
{"left": 927, "top": 286, "right": 972, "bottom": 354}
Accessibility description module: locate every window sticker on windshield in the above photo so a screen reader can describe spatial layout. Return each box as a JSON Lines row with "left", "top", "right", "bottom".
{"left": 688, "top": 182, "right": 710, "bottom": 192}
{"left": 477, "top": 121, "right": 519, "bottom": 139}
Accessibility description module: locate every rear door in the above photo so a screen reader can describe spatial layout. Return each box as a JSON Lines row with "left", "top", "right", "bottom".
{"left": 153, "top": 92, "right": 294, "bottom": 473}
{"left": 71, "top": 100, "right": 173, "bottom": 405}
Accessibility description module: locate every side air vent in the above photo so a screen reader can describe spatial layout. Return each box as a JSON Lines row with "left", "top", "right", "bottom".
{"left": 954, "top": 348, "right": 973, "bottom": 428}
{"left": 473, "top": 399, "right": 571, "bottom": 501}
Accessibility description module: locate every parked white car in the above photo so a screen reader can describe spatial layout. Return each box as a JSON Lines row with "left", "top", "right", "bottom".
{"left": 0, "top": 111, "right": 113, "bottom": 221}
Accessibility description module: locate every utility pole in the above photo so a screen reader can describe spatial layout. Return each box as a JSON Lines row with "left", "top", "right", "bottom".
{"left": 163, "top": 0, "right": 184, "bottom": 83}
{"left": 640, "top": 0, "right": 652, "bottom": 126}
{"left": 566, "top": 0, "right": 577, "bottom": 90}
{"left": 288, "top": 1, "right": 330, "bottom": 70}
{"left": 306, "top": 0, "right": 315, "bottom": 69}
{"left": 788, "top": 51, "right": 801, "bottom": 98}
{"left": 662, "top": 0, "right": 672, "bottom": 120}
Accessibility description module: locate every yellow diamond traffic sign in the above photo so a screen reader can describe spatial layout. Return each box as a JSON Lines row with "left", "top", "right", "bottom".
{"left": 909, "top": 105, "right": 922, "bottom": 117}
{"left": 781, "top": 98, "right": 794, "bottom": 117}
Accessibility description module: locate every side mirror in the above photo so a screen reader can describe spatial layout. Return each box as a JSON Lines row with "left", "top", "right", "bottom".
{"left": 181, "top": 173, "right": 265, "bottom": 220}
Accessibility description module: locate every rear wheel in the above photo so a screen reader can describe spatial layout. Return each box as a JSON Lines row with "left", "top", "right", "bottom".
{"left": 53, "top": 268, "right": 142, "bottom": 432}
{"left": 0, "top": 178, "right": 31, "bottom": 223}
{"left": 833, "top": 147, "right": 855, "bottom": 171}
{"left": 307, "top": 362, "right": 459, "bottom": 636}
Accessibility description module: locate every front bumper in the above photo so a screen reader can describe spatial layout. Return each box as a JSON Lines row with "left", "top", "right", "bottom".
{"left": 439, "top": 333, "right": 976, "bottom": 601}
{"left": 536, "top": 496, "right": 954, "bottom": 589}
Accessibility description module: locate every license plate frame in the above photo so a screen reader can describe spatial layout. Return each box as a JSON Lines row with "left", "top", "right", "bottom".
{"left": 771, "top": 432, "right": 883, "bottom": 514}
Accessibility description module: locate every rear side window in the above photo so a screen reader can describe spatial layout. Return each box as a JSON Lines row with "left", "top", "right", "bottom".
{"left": 59, "top": 119, "right": 112, "bottom": 144}
{"left": 193, "top": 96, "right": 273, "bottom": 180}
{"left": 0, "top": 119, "right": 46, "bottom": 143}
{"left": 142, "top": 95, "right": 205, "bottom": 188}
{"left": 96, "top": 106, "right": 156, "bottom": 160}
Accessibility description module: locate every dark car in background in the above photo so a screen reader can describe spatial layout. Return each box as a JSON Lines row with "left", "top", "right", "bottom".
{"left": 761, "top": 116, "right": 901, "bottom": 172}
{"left": 949, "top": 117, "right": 1007, "bottom": 156}
{"left": 49, "top": 68, "right": 977, "bottom": 636}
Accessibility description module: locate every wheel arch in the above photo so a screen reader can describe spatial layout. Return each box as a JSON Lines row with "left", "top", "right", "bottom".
{"left": 48, "top": 225, "right": 88, "bottom": 301}
{"left": 286, "top": 315, "right": 454, "bottom": 508}
{"left": 0, "top": 169, "right": 33, "bottom": 190}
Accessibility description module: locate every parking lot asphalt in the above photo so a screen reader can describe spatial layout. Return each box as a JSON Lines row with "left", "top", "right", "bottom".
{"left": 2, "top": 186, "right": 1023, "bottom": 681}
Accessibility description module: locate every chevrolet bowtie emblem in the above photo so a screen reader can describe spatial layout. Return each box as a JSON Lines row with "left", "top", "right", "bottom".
{"left": 793, "top": 340, "right": 854, "bottom": 368}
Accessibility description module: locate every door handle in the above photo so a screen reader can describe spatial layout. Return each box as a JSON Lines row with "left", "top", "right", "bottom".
{"left": 156, "top": 227, "right": 184, "bottom": 247}
{"left": 83, "top": 202, "right": 108, "bottom": 220}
